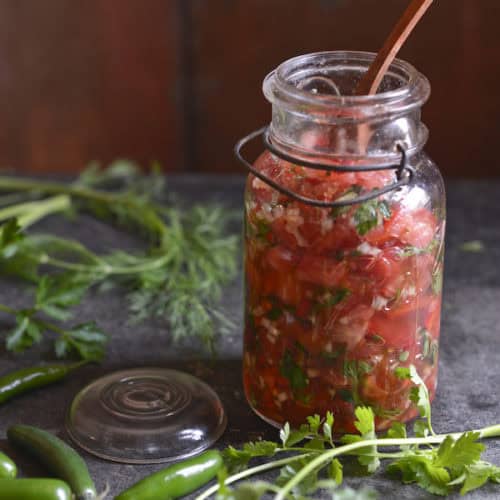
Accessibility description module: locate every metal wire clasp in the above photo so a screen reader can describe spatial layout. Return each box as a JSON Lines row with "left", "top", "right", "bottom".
{"left": 235, "top": 126, "right": 415, "bottom": 208}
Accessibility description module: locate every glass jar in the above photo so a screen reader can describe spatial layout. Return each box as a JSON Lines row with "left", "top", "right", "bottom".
{"left": 241, "top": 51, "right": 445, "bottom": 433}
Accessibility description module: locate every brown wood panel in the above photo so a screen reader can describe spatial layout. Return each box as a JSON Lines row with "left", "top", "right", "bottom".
{"left": 0, "top": 0, "right": 182, "bottom": 173}
{"left": 190, "top": 0, "right": 500, "bottom": 177}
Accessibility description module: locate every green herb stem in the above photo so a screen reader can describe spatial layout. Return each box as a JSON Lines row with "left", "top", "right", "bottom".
{"left": 478, "top": 424, "right": 500, "bottom": 439}
{"left": 195, "top": 453, "right": 314, "bottom": 500}
{"left": 0, "top": 176, "right": 168, "bottom": 239}
{"left": 30, "top": 250, "right": 175, "bottom": 276}
{"left": 0, "top": 303, "right": 17, "bottom": 315}
{"left": 274, "top": 426, "right": 500, "bottom": 500}
{"left": 0, "top": 195, "right": 71, "bottom": 229}
{"left": 0, "top": 176, "right": 117, "bottom": 202}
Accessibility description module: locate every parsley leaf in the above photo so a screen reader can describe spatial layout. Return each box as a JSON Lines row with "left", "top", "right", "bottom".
{"left": 352, "top": 407, "right": 380, "bottom": 473}
{"left": 36, "top": 275, "right": 91, "bottom": 321}
{"left": 54, "top": 322, "right": 107, "bottom": 361}
{"left": 6, "top": 313, "right": 41, "bottom": 352}
{"left": 0, "top": 219, "right": 24, "bottom": 258}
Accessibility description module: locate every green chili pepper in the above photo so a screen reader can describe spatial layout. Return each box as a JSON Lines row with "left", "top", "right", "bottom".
{"left": 0, "top": 451, "right": 16, "bottom": 478}
{"left": 0, "top": 362, "right": 87, "bottom": 405}
{"left": 0, "top": 478, "right": 72, "bottom": 500}
{"left": 115, "top": 450, "right": 223, "bottom": 500}
{"left": 7, "top": 425, "right": 96, "bottom": 500}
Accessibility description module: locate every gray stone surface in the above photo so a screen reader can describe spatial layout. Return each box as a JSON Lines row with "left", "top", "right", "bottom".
{"left": 0, "top": 176, "right": 499, "bottom": 499}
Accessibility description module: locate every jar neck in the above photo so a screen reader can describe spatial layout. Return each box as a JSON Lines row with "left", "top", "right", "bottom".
{"left": 264, "top": 51, "right": 430, "bottom": 166}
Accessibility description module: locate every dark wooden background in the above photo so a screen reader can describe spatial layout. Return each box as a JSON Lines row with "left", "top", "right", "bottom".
{"left": 0, "top": 1, "right": 498, "bottom": 177}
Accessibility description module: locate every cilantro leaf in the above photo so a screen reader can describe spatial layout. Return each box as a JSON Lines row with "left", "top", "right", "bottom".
{"left": 413, "top": 419, "right": 430, "bottom": 438}
{"left": 222, "top": 441, "right": 278, "bottom": 473}
{"left": 352, "top": 406, "right": 380, "bottom": 473}
{"left": 434, "top": 432, "right": 485, "bottom": 470}
{"left": 388, "top": 456, "right": 451, "bottom": 496}
{"left": 456, "top": 461, "right": 500, "bottom": 495}
{"left": 396, "top": 365, "right": 434, "bottom": 435}
{"left": 343, "top": 360, "right": 372, "bottom": 406}
{"left": 307, "top": 414, "right": 322, "bottom": 434}
{"left": 385, "top": 421, "right": 407, "bottom": 440}
{"left": 276, "top": 455, "right": 321, "bottom": 495}
{"left": 328, "top": 458, "right": 343, "bottom": 485}
{"left": 323, "top": 411, "right": 335, "bottom": 446}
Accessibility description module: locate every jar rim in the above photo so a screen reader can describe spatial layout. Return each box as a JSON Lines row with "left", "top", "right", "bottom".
{"left": 263, "top": 51, "right": 430, "bottom": 120}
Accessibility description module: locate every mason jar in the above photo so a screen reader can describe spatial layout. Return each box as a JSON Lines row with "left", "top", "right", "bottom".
{"left": 240, "top": 51, "right": 445, "bottom": 433}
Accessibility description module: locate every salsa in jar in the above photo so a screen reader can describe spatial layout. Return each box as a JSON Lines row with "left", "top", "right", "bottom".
{"left": 242, "top": 52, "right": 445, "bottom": 432}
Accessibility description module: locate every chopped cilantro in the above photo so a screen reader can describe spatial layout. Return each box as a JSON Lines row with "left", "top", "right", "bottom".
{"left": 399, "top": 350, "right": 410, "bottom": 362}
{"left": 266, "top": 307, "right": 283, "bottom": 321}
{"left": 331, "top": 186, "right": 363, "bottom": 219}
{"left": 339, "top": 389, "right": 354, "bottom": 403}
{"left": 419, "top": 328, "right": 438, "bottom": 365}
{"left": 280, "top": 350, "right": 309, "bottom": 395}
{"left": 250, "top": 219, "right": 272, "bottom": 240}
{"left": 320, "top": 348, "right": 345, "bottom": 362}
{"left": 314, "top": 288, "right": 351, "bottom": 314}
{"left": 354, "top": 199, "right": 392, "bottom": 236}
{"left": 431, "top": 266, "right": 443, "bottom": 295}
{"left": 343, "top": 360, "right": 372, "bottom": 406}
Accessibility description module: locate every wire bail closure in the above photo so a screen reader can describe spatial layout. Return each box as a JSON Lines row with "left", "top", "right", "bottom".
{"left": 235, "top": 126, "right": 415, "bottom": 208}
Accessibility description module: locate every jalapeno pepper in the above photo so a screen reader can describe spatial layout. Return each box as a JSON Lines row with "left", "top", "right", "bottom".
{"left": 115, "top": 450, "right": 223, "bottom": 500}
{"left": 0, "top": 362, "right": 86, "bottom": 405}
{"left": 0, "top": 478, "right": 72, "bottom": 500}
{"left": 0, "top": 451, "right": 16, "bottom": 478}
{"left": 7, "top": 425, "right": 96, "bottom": 500}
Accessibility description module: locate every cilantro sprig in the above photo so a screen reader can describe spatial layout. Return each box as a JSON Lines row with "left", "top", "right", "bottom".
{"left": 195, "top": 365, "right": 500, "bottom": 500}
{"left": 0, "top": 161, "right": 238, "bottom": 359}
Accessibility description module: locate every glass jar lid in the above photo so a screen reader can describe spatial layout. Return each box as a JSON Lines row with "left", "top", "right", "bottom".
{"left": 66, "top": 368, "right": 227, "bottom": 464}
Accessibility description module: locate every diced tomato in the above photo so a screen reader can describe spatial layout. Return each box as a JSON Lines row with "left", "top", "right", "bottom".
{"left": 296, "top": 255, "right": 348, "bottom": 288}
{"left": 352, "top": 334, "right": 387, "bottom": 359}
{"left": 313, "top": 221, "right": 359, "bottom": 253}
{"left": 424, "top": 297, "right": 442, "bottom": 338}
{"left": 385, "top": 207, "right": 437, "bottom": 248}
{"left": 271, "top": 217, "right": 302, "bottom": 249}
{"left": 265, "top": 245, "right": 299, "bottom": 273}
{"left": 369, "top": 309, "right": 416, "bottom": 350}
{"left": 260, "top": 269, "right": 304, "bottom": 306}
{"left": 330, "top": 304, "right": 374, "bottom": 349}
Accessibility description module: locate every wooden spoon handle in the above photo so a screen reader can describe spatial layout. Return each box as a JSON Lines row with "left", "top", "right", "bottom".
{"left": 356, "top": 0, "right": 434, "bottom": 95}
